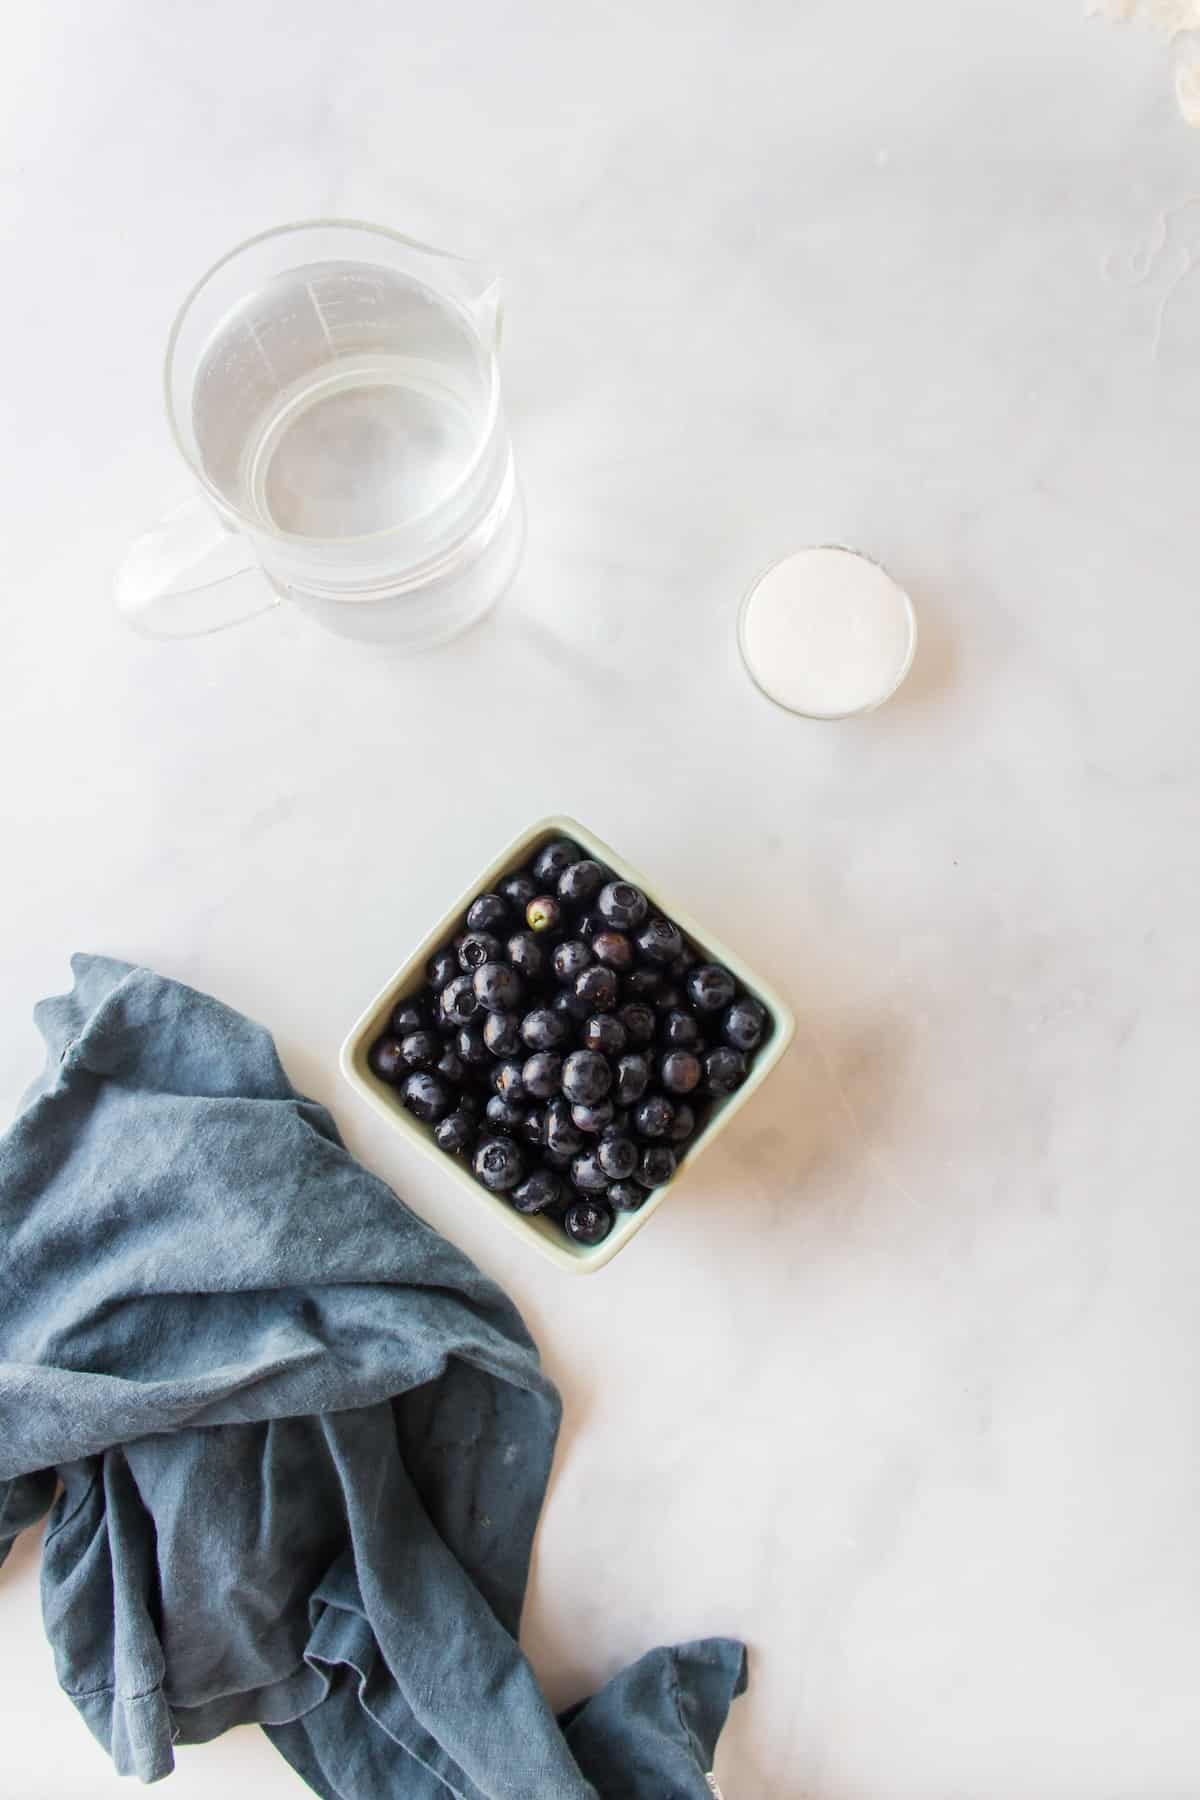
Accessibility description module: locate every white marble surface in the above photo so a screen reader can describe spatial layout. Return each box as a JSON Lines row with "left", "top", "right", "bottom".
{"left": 4, "top": 3, "right": 1200, "bottom": 1795}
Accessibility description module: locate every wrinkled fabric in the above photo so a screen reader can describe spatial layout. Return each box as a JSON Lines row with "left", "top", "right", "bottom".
{"left": 0, "top": 955, "right": 745, "bottom": 1795}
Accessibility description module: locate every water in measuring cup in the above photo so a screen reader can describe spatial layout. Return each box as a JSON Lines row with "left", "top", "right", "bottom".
{"left": 191, "top": 262, "right": 490, "bottom": 539}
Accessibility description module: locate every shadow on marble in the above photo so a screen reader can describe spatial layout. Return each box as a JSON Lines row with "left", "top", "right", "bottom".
{"left": 678, "top": 1006, "right": 915, "bottom": 1245}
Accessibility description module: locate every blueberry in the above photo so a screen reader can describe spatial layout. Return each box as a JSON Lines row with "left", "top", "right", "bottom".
{"left": 661, "top": 1008, "right": 703, "bottom": 1050}
{"left": 582, "top": 1013, "right": 627, "bottom": 1057}
{"left": 687, "top": 964, "right": 737, "bottom": 1013}
{"left": 454, "top": 1022, "right": 490, "bottom": 1066}
{"left": 473, "top": 962, "right": 523, "bottom": 1014}
{"left": 507, "top": 932, "right": 545, "bottom": 980}
{"left": 368, "top": 1035, "right": 408, "bottom": 1082}
{"left": 618, "top": 1002, "right": 656, "bottom": 1045}
{"left": 435, "top": 1110, "right": 474, "bottom": 1154}
{"left": 634, "top": 1094, "right": 675, "bottom": 1138}
{"left": 575, "top": 965, "right": 618, "bottom": 1012}
{"left": 403, "top": 1072, "right": 453, "bottom": 1122}
{"left": 390, "top": 997, "right": 429, "bottom": 1036}
{"left": 705, "top": 1046, "right": 747, "bottom": 1096}
{"left": 607, "top": 1179, "right": 645, "bottom": 1211}
{"left": 668, "top": 1101, "right": 698, "bottom": 1144}
{"left": 635, "top": 917, "right": 683, "bottom": 965}
{"left": 458, "top": 931, "right": 502, "bottom": 973}
{"left": 596, "top": 881, "right": 648, "bottom": 930}
{"left": 577, "top": 909, "right": 605, "bottom": 941}
{"left": 526, "top": 895, "right": 562, "bottom": 934}
{"left": 517, "top": 1106, "right": 546, "bottom": 1147}
{"left": 637, "top": 1145, "right": 677, "bottom": 1188}
{"left": 660, "top": 1050, "right": 702, "bottom": 1095}
{"left": 493, "top": 1061, "right": 528, "bottom": 1105}
{"left": 597, "top": 1133, "right": 638, "bottom": 1180}
{"left": 523, "top": 1051, "right": 564, "bottom": 1098}
{"left": 483, "top": 1011, "right": 522, "bottom": 1058}
{"left": 520, "top": 1006, "right": 566, "bottom": 1051}
{"left": 553, "top": 939, "right": 593, "bottom": 983}
{"left": 473, "top": 1136, "right": 524, "bottom": 1192}
{"left": 571, "top": 1099, "right": 614, "bottom": 1134}
{"left": 723, "top": 998, "right": 766, "bottom": 1051}
{"left": 614, "top": 1053, "right": 651, "bottom": 1105}
{"left": 400, "top": 1030, "right": 442, "bottom": 1072}
{"left": 500, "top": 871, "right": 538, "bottom": 912}
{"left": 545, "top": 1098, "right": 585, "bottom": 1156}
{"left": 552, "top": 987, "right": 592, "bottom": 1025}
{"left": 467, "top": 893, "right": 509, "bottom": 934}
{"left": 569, "top": 1150, "right": 609, "bottom": 1194}
{"left": 511, "top": 1169, "right": 562, "bottom": 1214}
{"left": 436, "top": 1048, "right": 466, "bottom": 1085}
{"left": 652, "top": 983, "right": 683, "bottom": 1014}
{"left": 561, "top": 1050, "right": 612, "bottom": 1105}
{"left": 564, "top": 1197, "right": 614, "bottom": 1245}
{"left": 558, "top": 858, "right": 606, "bottom": 905}
{"left": 440, "top": 975, "right": 479, "bottom": 1026}
{"left": 533, "top": 838, "right": 582, "bottom": 884}
{"left": 592, "top": 929, "right": 633, "bottom": 971}
{"left": 624, "top": 968, "right": 662, "bottom": 1000}
{"left": 486, "top": 1094, "right": 527, "bottom": 1133}
{"left": 427, "top": 948, "right": 459, "bottom": 990}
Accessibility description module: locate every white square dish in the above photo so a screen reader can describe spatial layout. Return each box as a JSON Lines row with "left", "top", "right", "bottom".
{"left": 340, "top": 815, "right": 795, "bottom": 1272}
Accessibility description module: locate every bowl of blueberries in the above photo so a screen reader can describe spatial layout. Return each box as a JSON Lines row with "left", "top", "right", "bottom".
{"left": 340, "top": 817, "right": 794, "bottom": 1270}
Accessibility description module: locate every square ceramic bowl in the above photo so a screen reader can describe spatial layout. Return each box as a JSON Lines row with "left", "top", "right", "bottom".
{"left": 340, "top": 815, "right": 794, "bottom": 1272}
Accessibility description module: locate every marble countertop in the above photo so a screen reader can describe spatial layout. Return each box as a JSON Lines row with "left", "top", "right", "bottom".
{"left": 4, "top": 3, "right": 1200, "bottom": 1795}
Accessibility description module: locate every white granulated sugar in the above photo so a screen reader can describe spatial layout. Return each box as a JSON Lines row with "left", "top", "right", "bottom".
{"left": 739, "top": 547, "right": 916, "bottom": 719}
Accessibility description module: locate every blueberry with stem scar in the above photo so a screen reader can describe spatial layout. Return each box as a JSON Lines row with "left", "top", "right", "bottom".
{"left": 526, "top": 895, "right": 562, "bottom": 934}
{"left": 635, "top": 918, "right": 683, "bottom": 965}
{"left": 473, "top": 1137, "right": 524, "bottom": 1192}
{"left": 564, "top": 1197, "right": 614, "bottom": 1244}
{"left": 440, "top": 975, "right": 478, "bottom": 1026}
{"left": 596, "top": 881, "right": 648, "bottom": 930}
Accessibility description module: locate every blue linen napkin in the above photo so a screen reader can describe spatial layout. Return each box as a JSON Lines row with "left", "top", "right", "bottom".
{"left": 0, "top": 954, "right": 745, "bottom": 1796}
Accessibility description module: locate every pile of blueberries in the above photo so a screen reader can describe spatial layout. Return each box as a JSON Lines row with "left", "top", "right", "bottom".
{"left": 368, "top": 837, "right": 770, "bottom": 1248}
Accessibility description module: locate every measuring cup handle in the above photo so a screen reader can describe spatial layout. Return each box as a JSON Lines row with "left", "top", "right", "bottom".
{"left": 114, "top": 497, "right": 279, "bottom": 638}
